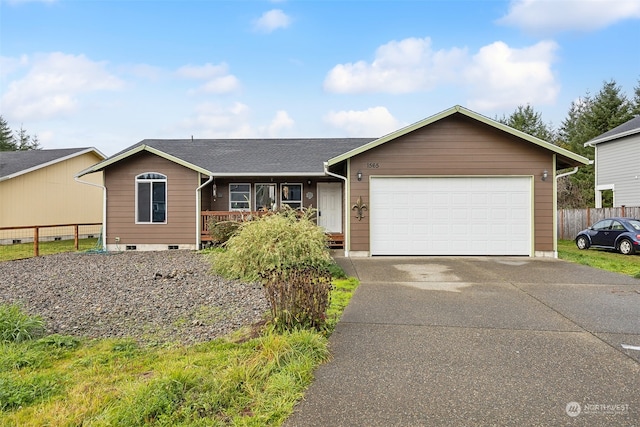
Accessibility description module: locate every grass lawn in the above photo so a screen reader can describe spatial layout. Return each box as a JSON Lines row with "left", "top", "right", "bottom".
{"left": 0, "top": 272, "right": 359, "bottom": 426}
{"left": 0, "top": 238, "right": 100, "bottom": 262}
{"left": 557, "top": 239, "right": 640, "bottom": 278}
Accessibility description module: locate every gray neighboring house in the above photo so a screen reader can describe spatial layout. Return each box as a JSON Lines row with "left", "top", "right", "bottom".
{"left": 585, "top": 115, "right": 640, "bottom": 208}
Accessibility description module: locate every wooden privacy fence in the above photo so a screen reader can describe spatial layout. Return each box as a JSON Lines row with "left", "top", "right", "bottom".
{"left": 557, "top": 207, "right": 640, "bottom": 240}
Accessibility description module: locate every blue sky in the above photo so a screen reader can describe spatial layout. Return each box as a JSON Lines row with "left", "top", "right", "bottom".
{"left": 1, "top": 0, "right": 639, "bottom": 156}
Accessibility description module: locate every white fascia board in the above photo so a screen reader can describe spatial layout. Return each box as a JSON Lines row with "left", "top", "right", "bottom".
{"left": 75, "top": 145, "right": 326, "bottom": 178}
{"left": 327, "top": 105, "right": 590, "bottom": 167}
{"left": 1, "top": 147, "right": 106, "bottom": 183}
{"left": 585, "top": 128, "right": 640, "bottom": 147}
{"left": 210, "top": 172, "right": 327, "bottom": 177}
{"left": 75, "top": 145, "right": 213, "bottom": 178}
{"left": 75, "top": 145, "right": 148, "bottom": 177}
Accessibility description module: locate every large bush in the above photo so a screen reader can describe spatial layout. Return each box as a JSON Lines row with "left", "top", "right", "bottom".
{"left": 210, "top": 208, "right": 331, "bottom": 283}
{"left": 210, "top": 208, "right": 333, "bottom": 330}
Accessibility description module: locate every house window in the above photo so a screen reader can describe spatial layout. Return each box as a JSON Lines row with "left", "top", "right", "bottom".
{"left": 281, "top": 183, "right": 302, "bottom": 209}
{"left": 256, "top": 184, "right": 277, "bottom": 211}
{"left": 136, "top": 172, "right": 167, "bottom": 223}
{"left": 230, "top": 183, "right": 251, "bottom": 210}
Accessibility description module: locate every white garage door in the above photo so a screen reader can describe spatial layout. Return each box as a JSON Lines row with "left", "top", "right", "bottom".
{"left": 370, "top": 177, "right": 532, "bottom": 256}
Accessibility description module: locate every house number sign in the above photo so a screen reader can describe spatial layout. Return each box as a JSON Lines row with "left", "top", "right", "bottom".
{"left": 367, "top": 162, "right": 380, "bottom": 169}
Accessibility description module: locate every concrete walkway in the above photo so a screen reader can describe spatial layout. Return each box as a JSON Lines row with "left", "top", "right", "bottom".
{"left": 285, "top": 257, "right": 640, "bottom": 426}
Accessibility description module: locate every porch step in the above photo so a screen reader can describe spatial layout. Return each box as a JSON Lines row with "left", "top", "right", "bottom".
{"left": 327, "top": 233, "right": 344, "bottom": 249}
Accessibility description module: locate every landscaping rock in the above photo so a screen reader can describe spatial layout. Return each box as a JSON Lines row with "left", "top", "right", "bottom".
{"left": 0, "top": 250, "right": 269, "bottom": 344}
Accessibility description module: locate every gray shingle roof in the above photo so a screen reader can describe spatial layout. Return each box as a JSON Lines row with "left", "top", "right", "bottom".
{"left": 586, "top": 115, "right": 640, "bottom": 146}
{"left": 112, "top": 138, "right": 376, "bottom": 175}
{"left": 0, "top": 148, "right": 100, "bottom": 181}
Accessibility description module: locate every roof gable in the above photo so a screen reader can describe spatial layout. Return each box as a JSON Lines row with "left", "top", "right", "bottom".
{"left": 0, "top": 148, "right": 106, "bottom": 182}
{"left": 77, "top": 138, "right": 375, "bottom": 177}
{"left": 585, "top": 115, "right": 640, "bottom": 146}
{"left": 77, "top": 105, "right": 591, "bottom": 178}
{"left": 326, "top": 105, "right": 590, "bottom": 168}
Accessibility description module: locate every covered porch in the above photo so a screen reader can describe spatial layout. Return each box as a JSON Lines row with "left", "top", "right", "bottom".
{"left": 200, "top": 211, "right": 344, "bottom": 249}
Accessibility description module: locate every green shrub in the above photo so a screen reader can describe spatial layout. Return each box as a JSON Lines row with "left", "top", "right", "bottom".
{"left": 0, "top": 304, "right": 45, "bottom": 343}
{"left": 210, "top": 207, "right": 331, "bottom": 283}
{"left": 207, "top": 219, "right": 241, "bottom": 245}
{"left": 327, "top": 261, "right": 347, "bottom": 279}
{"left": 209, "top": 208, "right": 334, "bottom": 331}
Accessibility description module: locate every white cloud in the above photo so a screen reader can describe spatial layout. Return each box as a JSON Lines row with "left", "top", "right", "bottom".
{"left": 0, "top": 54, "right": 28, "bottom": 77}
{"left": 199, "top": 75, "right": 241, "bottom": 94}
{"left": 176, "top": 62, "right": 240, "bottom": 94}
{"left": 324, "top": 36, "right": 561, "bottom": 113}
{"left": 324, "top": 37, "right": 466, "bottom": 94}
{"left": 179, "top": 103, "right": 295, "bottom": 139}
{"left": 264, "top": 110, "right": 294, "bottom": 137}
{"left": 178, "top": 102, "right": 250, "bottom": 136}
{"left": 253, "top": 9, "right": 292, "bottom": 33}
{"left": 1, "top": 52, "right": 124, "bottom": 121}
{"left": 464, "top": 40, "right": 559, "bottom": 110}
{"left": 176, "top": 63, "right": 229, "bottom": 79}
{"left": 324, "top": 107, "right": 402, "bottom": 137}
{"left": 497, "top": 0, "right": 640, "bottom": 34}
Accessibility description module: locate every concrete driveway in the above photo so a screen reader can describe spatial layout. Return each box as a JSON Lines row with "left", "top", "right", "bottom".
{"left": 285, "top": 257, "right": 640, "bottom": 426}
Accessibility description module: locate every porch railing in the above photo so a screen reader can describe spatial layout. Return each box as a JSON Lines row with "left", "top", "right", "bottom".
{"left": 200, "top": 210, "right": 344, "bottom": 248}
{"left": 200, "top": 211, "right": 269, "bottom": 242}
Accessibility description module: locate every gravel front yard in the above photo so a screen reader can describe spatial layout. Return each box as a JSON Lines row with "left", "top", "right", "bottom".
{"left": 0, "top": 250, "right": 269, "bottom": 344}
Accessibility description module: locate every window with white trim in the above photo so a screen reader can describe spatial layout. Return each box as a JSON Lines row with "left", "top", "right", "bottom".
{"left": 136, "top": 172, "right": 167, "bottom": 223}
{"left": 256, "top": 183, "right": 277, "bottom": 210}
{"left": 281, "top": 183, "right": 302, "bottom": 209}
{"left": 230, "top": 183, "right": 251, "bottom": 210}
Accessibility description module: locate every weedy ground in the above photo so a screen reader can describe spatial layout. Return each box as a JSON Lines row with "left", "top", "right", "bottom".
{"left": 0, "top": 277, "right": 358, "bottom": 426}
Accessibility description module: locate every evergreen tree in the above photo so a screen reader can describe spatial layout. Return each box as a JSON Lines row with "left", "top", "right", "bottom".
{"left": 497, "top": 104, "right": 555, "bottom": 142}
{"left": 632, "top": 77, "right": 640, "bottom": 116}
{"left": 585, "top": 80, "right": 633, "bottom": 134}
{"left": 0, "top": 116, "right": 41, "bottom": 151}
{"left": 557, "top": 80, "right": 634, "bottom": 208}
{"left": 15, "top": 125, "right": 41, "bottom": 150}
{"left": 0, "top": 116, "right": 16, "bottom": 151}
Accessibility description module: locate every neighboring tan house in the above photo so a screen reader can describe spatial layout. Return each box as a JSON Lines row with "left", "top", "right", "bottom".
{"left": 77, "top": 106, "right": 589, "bottom": 257}
{"left": 0, "top": 148, "right": 105, "bottom": 242}
{"left": 584, "top": 115, "right": 640, "bottom": 208}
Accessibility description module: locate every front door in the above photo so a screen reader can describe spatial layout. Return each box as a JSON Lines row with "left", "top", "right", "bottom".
{"left": 317, "top": 182, "right": 342, "bottom": 233}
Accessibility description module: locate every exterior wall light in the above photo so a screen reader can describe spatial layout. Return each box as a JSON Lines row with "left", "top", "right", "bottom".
{"left": 542, "top": 170, "right": 548, "bottom": 181}
{"left": 357, "top": 170, "right": 363, "bottom": 181}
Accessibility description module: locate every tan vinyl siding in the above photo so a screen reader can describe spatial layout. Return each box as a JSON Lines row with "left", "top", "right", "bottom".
{"left": 348, "top": 114, "right": 555, "bottom": 253}
{"left": 0, "top": 152, "right": 103, "bottom": 230}
{"left": 105, "top": 152, "right": 197, "bottom": 245}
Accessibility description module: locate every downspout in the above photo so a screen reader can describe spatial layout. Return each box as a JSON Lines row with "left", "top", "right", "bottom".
{"left": 74, "top": 175, "right": 107, "bottom": 251}
{"left": 553, "top": 165, "right": 584, "bottom": 257}
{"left": 196, "top": 174, "right": 214, "bottom": 249}
{"left": 324, "top": 162, "right": 349, "bottom": 257}
{"left": 555, "top": 166, "right": 579, "bottom": 180}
